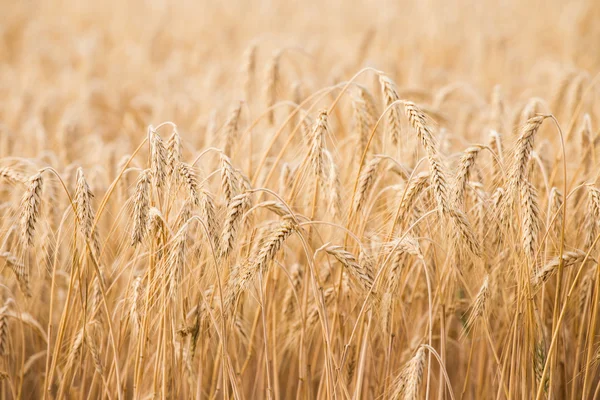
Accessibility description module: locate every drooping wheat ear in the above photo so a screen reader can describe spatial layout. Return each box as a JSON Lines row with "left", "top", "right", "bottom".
{"left": 548, "top": 187, "right": 563, "bottom": 241}
{"left": 578, "top": 268, "right": 594, "bottom": 314}
{"left": 300, "top": 287, "right": 335, "bottom": 331}
{"left": 325, "top": 245, "right": 373, "bottom": 292}
{"left": 0, "top": 167, "right": 25, "bottom": 185}
{"left": 521, "top": 180, "right": 540, "bottom": 262}
{"left": 353, "top": 156, "right": 382, "bottom": 215}
{"left": 254, "top": 218, "right": 296, "bottom": 273}
{"left": 308, "top": 109, "right": 329, "bottom": 181}
{"left": 282, "top": 263, "right": 303, "bottom": 318}
{"left": 279, "top": 163, "right": 292, "bottom": 194}
{"left": 0, "top": 303, "right": 8, "bottom": 356}
{"left": 147, "top": 207, "right": 164, "bottom": 238}
{"left": 491, "top": 187, "right": 506, "bottom": 234}
{"left": 130, "top": 276, "right": 144, "bottom": 332}
{"left": 187, "top": 299, "right": 205, "bottom": 361}
{"left": 224, "top": 263, "right": 250, "bottom": 311}
{"left": 264, "top": 50, "right": 281, "bottom": 125}
{"left": 20, "top": 171, "right": 43, "bottom": 247}
{"left": 404, "top": 101, "right": 450, "bottom": 214}
{"left": 580, "top": 114, "right": 593, "bottom": 174}
{"left": 131, "top": 169, "right": 151, "bottom": 246}
{"left": 166, "top": 129, "right": 182, "bottom": 180}
{"left": 85, "top": 321, "right": 103, "bottom": 375}
{"left": 584, "top": 186, "right": 600, "bottom": 250}
{"left": 66, "top": 328, "right": 84, "bottom": 371}
{"left": 174, "top": 198, "right": 194, "bottom": 230}
{"left": 323, "top": 149, "right": 342, "bottom": 220}
{"left": 147, "top": 210, "right": 166, "bottom": 259}
{"left": 396, "top": 172, "right": 430, "bottom": 224}
{"left": 519, "top": 98, "right": 547, "bottom": 127}
{"left": 89, "top": 275, "right": 103, "bottom": 322}
{"left": 388, "top": 236, "right": 422, "bottom": 292}
{"left": 391, "top": 346, "right": 426, "bottom": 400}
{"left": 388, "top": 163, "right": 412, "bottom": 181}
{"left": 2, "top": 251, "right": 28, "bottom": 296}
{"left": 381, "top": 290, "right": 393, "bottom": 333}
{"left": 358, "top": 248, "right": 375, "bottom": 279}
{"left": 390, "top": 236, "right": 422, "bottom": 260}
{"left": 378, "top": 74, "right": 402, "bottom": 146}
{"left": 389, "top": 236, "right": 423, "bottom": 258}
{"left": 489, "top": 129, "right": 504, "bottom": 161}
{"left": 177, "top": 162, "right": 199, "bottom": 206}
{"left": 534, "top": 341, "right": 549, "bottom": 391}
{"left": 220, "top": 191, "right": 252, "bottom": 259}
{"left": 220, "top": 152, "right": 239, "bottom": 206}
{"left": 256, "top": 201, "right": 291, "bottom": 217}
{"left": 465, "top": 275, "right": 490, "bottom": 331}
{"left": 242, "top": 42, "right": 256, "bottom": 101}
{"left": 508, "top": 115, "right": 547, "bottom": 197}
{"left": 454, "top": 145, "right": 484, "bottom": 207}
{"left": 222, "top": 101, "right": 243, "bottom": 156}
{"left": 532, "top": 250, "right": 590, "bottom": 289}
{"left": 150, "top": 128, "right": 167, "bottom": 188}
{"left": 168, "top": 225, "right": 187, "bottom": 299}
{"left": 489, "top": 84, "right": 504, "bottom": 133}
{"left": 75, "top": 168, "right": 95, "bottom": 240}
{"left": 351, "top": 86, "right": 376, "bottom": 158}
{"left": 478, "top": 187, "right": 492, "bottom": 243}
{"left": 297, "top": 110, "right": 313, "bottom": 147}
{"left": 200, "top": 189, "right": 219, "bottom": 250}
{"left": 449, "top": 208, "right": 482, "bottom": 257}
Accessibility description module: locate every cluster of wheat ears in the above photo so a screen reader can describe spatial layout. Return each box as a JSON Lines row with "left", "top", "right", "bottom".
{"left": 2, "top": 1, "right": 600, "bottom": 399}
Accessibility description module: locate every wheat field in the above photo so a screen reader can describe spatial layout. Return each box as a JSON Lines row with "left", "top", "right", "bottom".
{"left": 1, "top": 0, "right": 600, "bottom": 399}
